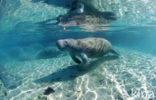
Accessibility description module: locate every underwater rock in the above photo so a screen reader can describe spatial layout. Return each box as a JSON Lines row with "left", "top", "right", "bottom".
{"left": 38, "top": 87, "right": 55, "bottom": 100}
{"left": 44, "top": 87, "right": 55, "bottom": 95}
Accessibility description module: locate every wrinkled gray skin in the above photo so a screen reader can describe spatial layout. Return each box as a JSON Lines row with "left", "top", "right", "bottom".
{"left": 0, "top": 64, "right": 22, "bottom": 89}
{"left": 56, "top": 38, "right": 119, "bottom": 64}
{"left": 57, "top": 1, "right": 116, "bottom": 26}
{"left": 57, "top": 14, "right": 111, "bottom": 26}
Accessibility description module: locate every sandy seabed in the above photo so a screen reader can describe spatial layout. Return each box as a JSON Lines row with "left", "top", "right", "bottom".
{"left": 0, "top": 46, "right": 156, "bottom": 100}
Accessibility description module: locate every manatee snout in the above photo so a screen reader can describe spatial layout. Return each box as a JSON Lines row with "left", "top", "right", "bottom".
{"left": 56, "top": 40, "right": 68, "bottom": 51}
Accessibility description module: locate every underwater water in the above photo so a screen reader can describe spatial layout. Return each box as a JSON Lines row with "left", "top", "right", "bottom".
{"left": 0, "top": 0, "right": 156, "bottom": 100}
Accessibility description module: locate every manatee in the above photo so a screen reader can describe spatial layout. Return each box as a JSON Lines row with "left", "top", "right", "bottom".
{"left": 57, "top": 1, "right": 116, "bottom": 26}
{"left": 56, "top": 37, "right": 119, "bottom": 64}
{"left": 0, "top": 64, "right": 22, "bottom": 89}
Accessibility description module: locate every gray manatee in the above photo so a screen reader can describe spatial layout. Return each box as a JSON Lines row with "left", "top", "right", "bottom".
{"left": 56, "top": 37, "right": 119, "bottom": 64}
{"left": 57, "top": 1, "right": 116, "bottom": 26}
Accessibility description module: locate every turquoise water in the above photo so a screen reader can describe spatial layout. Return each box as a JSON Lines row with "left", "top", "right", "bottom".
{"left": 0, "top": 0, "right": 156, "bottom": 100}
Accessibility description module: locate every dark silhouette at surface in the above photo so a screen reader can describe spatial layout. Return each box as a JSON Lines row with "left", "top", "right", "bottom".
{"left": 44, "top": 87, "right": 55, "bottom": 95}
{"left": 35, "top": 55, "right": 119, "bottom": 84}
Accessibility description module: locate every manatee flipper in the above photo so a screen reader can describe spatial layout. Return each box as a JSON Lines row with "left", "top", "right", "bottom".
{"left": 79, "top": 53, "right": 88, "bottom": 64}
{"left": 110, "top": 49, "right": 119, "bottom": 56}
{"left": 70, "top": 53, "right": 81, "bottom": 64}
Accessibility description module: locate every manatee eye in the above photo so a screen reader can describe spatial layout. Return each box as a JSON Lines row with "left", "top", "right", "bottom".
{"left": 64, "top": 40, "right": 68, "bottom": 45}
{"left": 64, "top": 40, "right": 71, "bottom": 48}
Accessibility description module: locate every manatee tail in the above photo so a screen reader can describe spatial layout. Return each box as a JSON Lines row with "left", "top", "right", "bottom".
{"left": 110, "top": 49, "right": 119, "bottom": 56}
